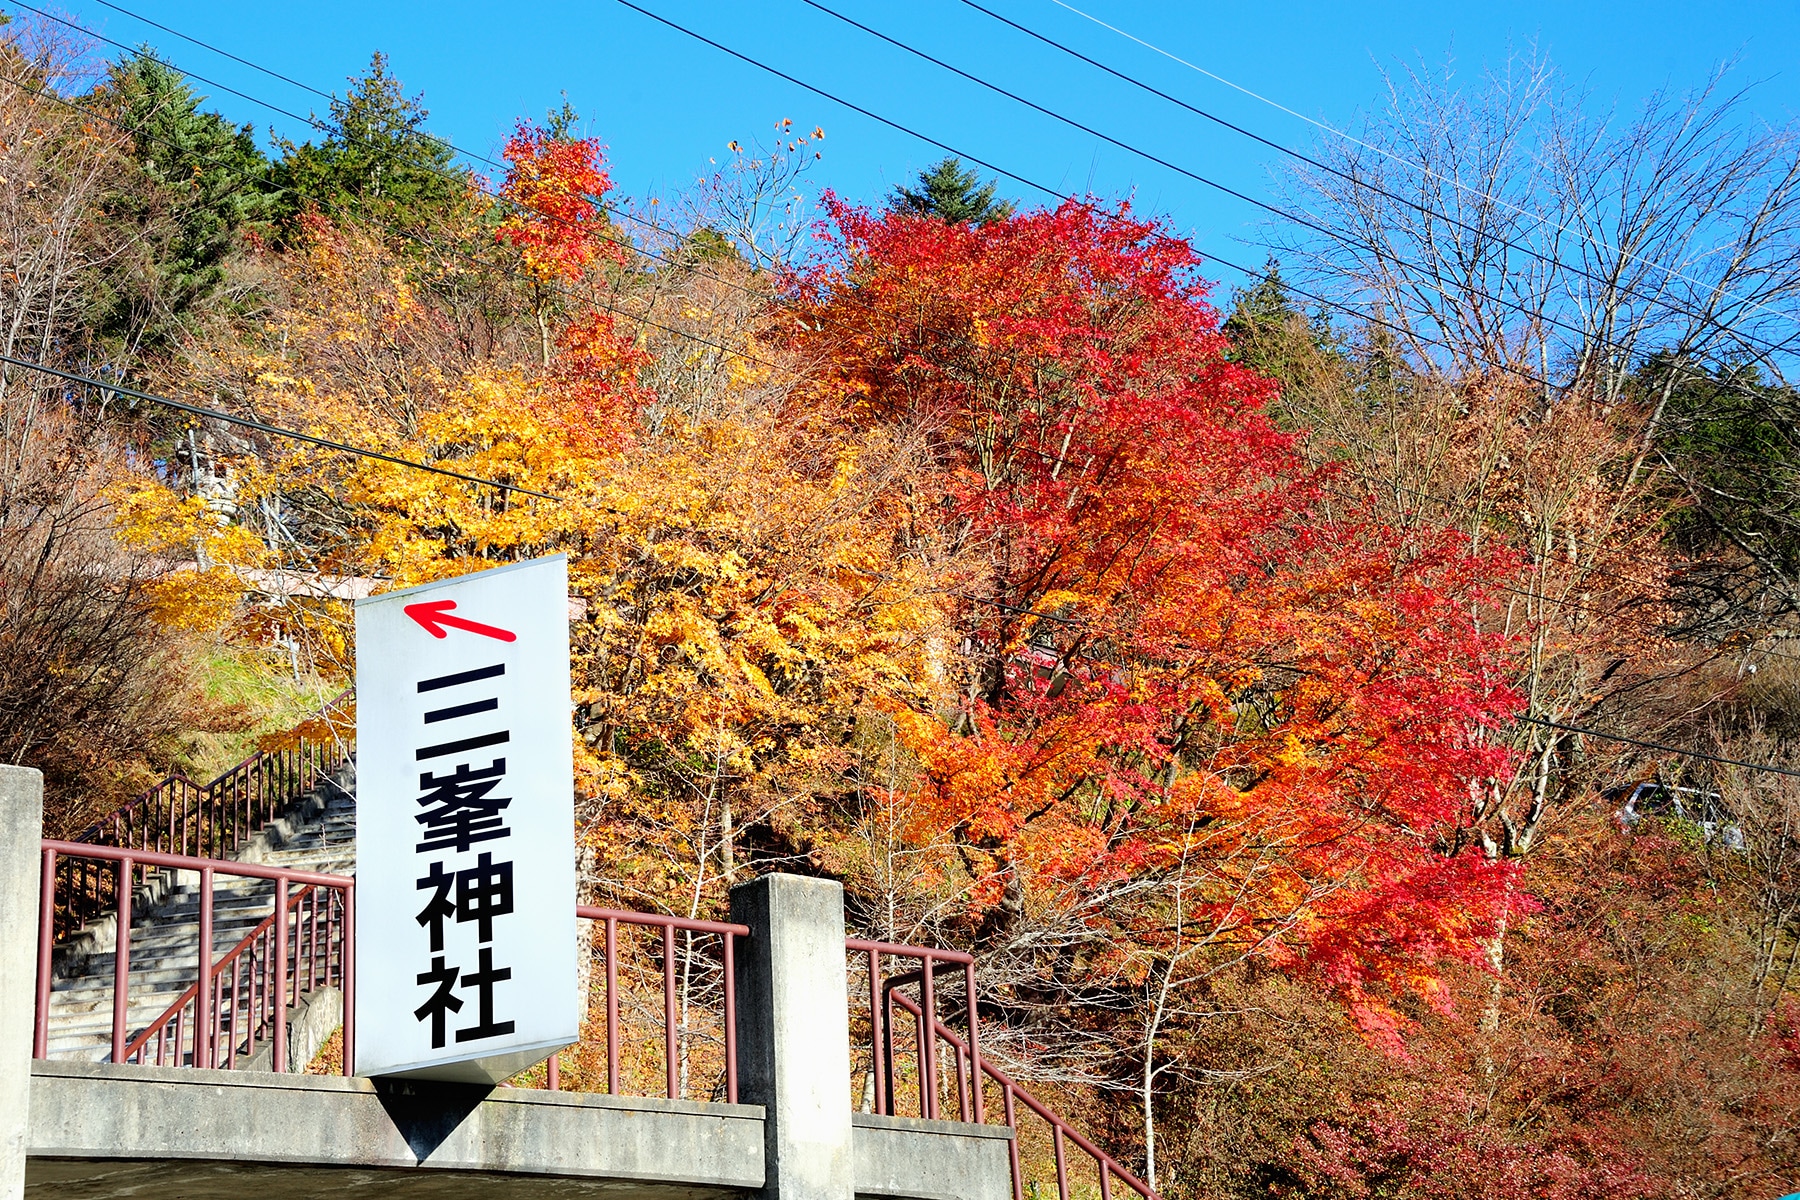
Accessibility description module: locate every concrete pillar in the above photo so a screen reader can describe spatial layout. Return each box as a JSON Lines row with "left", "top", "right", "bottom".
{"left": 730, "top": 874, "right": 853, "bottom": 1200}
{"left": 0, "top": 766, "right": 44, "bottom": 1200}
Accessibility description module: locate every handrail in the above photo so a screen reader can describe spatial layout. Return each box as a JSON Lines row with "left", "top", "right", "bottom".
{"left": 53, "top": 693, "right": 353, "bottom": 941}
{"left": 579, "top": 905, "right": 751, "bottom": 938}
{"left": 71, "top": 689, "right": 352, "bottom": 846}
{"left": 852, "top": 939, "right": 984, "bottom": 1124}
{"left": 40, "top": 839, "right": 352, "bottom": 886}
{"left": 120, "top": 882, "right": 325, "bottom": 1066}
{"left": 847, "top": 936, "right": 975, "bottom": 965}
{"left": 891, "top": 989, "right": 1158, "bottom": 1200}
{"left": 36, "top": 851, "right": 746, "bottom": 1097}
{"left": 35, "top": 842, "right": 355, "bottom": 1074}
{"left": 572, "top": 904, "right": 748, "bottom": 1102}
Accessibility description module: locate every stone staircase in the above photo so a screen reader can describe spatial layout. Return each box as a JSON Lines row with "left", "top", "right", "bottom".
{"left": 43, "top": 763, "right": 357, "bottom": 1066}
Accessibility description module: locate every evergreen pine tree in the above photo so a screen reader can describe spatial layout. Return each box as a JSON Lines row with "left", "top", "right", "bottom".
{"left": 90, "top": 50, "right": 274, "bottom": 344}
{"left": 888, "top": 157, "right": 1013, "bottom": 225}
{"left": 272, "top": 53, "right": 466, "bottom": 232}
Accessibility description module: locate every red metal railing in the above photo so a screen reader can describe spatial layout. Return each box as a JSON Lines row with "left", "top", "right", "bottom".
{"left": 849, "top": 939, "right": 984, "bottom": 1123}
{"left": 55, "top": 693, "right": 351, "bottom": 941}
{"left": 851, "top": 938, "right": 1158, "bottom": 1200}
{"left": 33, "top": 852, "right": 745, "bottom": 1097}
{"left": 553, "top": 906, "right": 748, "bottom": 1103}
{"left": 34, "top": 841, "right": 355, "bottom": 1074}
{"left": 123, "top": 881, "right": 349, "bottom": 1070}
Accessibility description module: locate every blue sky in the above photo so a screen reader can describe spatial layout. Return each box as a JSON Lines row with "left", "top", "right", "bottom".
{"left": 53, "top": 0, "right": 1800, "bottom": 294}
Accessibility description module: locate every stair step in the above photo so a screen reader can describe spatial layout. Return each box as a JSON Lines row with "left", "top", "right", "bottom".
{"left": 47, "top": 766, "right": 358, "bottom": 1056}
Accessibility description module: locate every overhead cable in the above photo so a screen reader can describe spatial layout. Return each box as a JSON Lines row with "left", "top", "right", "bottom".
{"left": 794, "top": 0, "right": 1799, "bottom": 385}
{"left": 1522, "top": 716, "right": 1800, "bottom": 781}
{"left": 956, "top": 0, "right": 1800, "bottom": 364}
{"left": 1042, "top": 0, "right": 1800, "bottom": 334}
{"left": 0, "top": 353, "right": 568, "bottom": 502}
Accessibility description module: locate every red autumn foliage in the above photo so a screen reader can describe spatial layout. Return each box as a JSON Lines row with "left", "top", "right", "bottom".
{"left": 794, "top": 198, "right": 1527, "bottom": 1043}
{"left": 496, "top": 120, "right": 627, "bottom": 284}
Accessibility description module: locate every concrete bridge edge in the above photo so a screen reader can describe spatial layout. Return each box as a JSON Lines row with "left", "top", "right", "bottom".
{"left": 1, "top": 766, "right": 44, "bottom": 1200}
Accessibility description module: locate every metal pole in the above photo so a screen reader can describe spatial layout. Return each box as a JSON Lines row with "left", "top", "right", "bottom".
{"left": 868, "top": 948, "right": 886, "bottom": 1116}
{"left": 196, "top": 866, "right": 214, "bottom": 1068}
{"left": 1004, "top": 1084, "right": 1023, "bottom": 1200}
{"left": 723, "top": 932, "right": 738, "bottom": 1104}
{"left": 33, "top": 847, "right": 56, "bottom": 1058}
{"left": 965, "top": 960, "right": 984, "bottom": 1123}
{"left": 606, "top": 917, "right": 619, "bottom": 1095}
{"left": 663, "top": 922, "right": 678, "bottom": 1099}
{"left": 920, "top": 953, "right": 938, "bottom": 1119}
{"left": 272, "top": 876, "right": 288, "bottom": 1072}
{"left": 110, "top": 856, "right": 133, "bottom": 1063}
{"left": 342, "top": 881, "right": 356, "bottom": 1077}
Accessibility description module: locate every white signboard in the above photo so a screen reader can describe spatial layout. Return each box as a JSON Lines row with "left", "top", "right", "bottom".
{"left": 353, "top": 555, "right": 577, "bottom": 1082}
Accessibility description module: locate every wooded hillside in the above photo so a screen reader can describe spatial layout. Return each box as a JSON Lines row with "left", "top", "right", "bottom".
{"left": 4, "top": 20, "right": 1799, "bottom": 1196}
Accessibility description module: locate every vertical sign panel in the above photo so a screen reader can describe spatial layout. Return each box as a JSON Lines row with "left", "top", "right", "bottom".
{"left": 354, "top": 555, "right": 576, "bottom": 1082}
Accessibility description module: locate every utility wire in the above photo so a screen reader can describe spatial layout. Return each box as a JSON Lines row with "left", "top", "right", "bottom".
{"left": 1043, "top": 0, "right": 1800, "bottom": 335}
{"left": 12, "top": 0, "right": 774, "bottom": 312}
{"left": 612, "top": 0, "right": 1792, "bottom": 454}
{"left": 850, "top": 0, "right": 1800, "bottom": 368}
{"left": 52, "top": 0, "right": 1793, "bottom": 420}
{"left": 974, "top": 591, "right": 1800, "bottom": 776}
{"left": 42, "top": 0, "right": 795, "bottom": 303}
{"left": 27, "top": 1, "right": 1800, "bottom": 665}
{"left": 795, "top": 0, "right": 1800, "bottom": 400}
{"left": 611, "top": 0, "right": 1800, "bottom": 663}
{"left": 1522, "top": 716, "right": 1800, "bottom": 781}
{"left": 0, "top": 353, "right": 569, "bottom": 502}
{"left": 27, "top": 8, "right": 1800, "bottom": 778}
{"left": 0, "top": 57, "right": 790, "bottom": 378}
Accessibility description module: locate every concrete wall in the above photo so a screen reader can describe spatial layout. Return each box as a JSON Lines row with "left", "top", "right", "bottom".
{"left": 851, "top": 1114, "right": 1014, "bottom": 1200}
{"left": 28, "top": 1062, "right": 1017, "bottom": 1200}
{"left": 20, "top": 864, "right": 1018, "bottom": 1200}
{"left": 29, "top": 1060, "right": 763, "bottom": 1198}
{"left": 1, "top": 767, "right": 44, "bottom": 1200}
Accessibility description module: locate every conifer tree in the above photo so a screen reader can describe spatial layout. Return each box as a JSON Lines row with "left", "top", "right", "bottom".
{"left": 888, "top": 157, "right": 1013, "bottom": 225}
{"left": 272, "top": 52, "right": 466, "bottom": 232}
{"left": 91, "top": 51, "right": 274, "bottom": 342}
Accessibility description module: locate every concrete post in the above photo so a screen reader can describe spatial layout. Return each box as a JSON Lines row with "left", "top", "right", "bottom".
{"left": 730, "top": 874, "right": 853, "bottom": 1200}
{"left": 0, "top": 766, "right": 44, "bottom": 1200}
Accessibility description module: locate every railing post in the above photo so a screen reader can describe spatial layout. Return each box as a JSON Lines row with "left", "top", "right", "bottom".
{"left": 341, "top": 880, "right": 356, "bottom": 1078}
{"left": 730, "top": 874, "right": 854, "bottom": 1200}
{"left": 2, "top": 766, "right": 44, "bottom": 1200}
{"left": 31, "top": 846, "right": 54, "bottom": 1063}
{"left": 111, "top": 857, "right": 134, "bottom": 1064}
{"left": 964, "top": 960, "right": 984, "bottom": 1124}
{"left": 196, "top": 867, "right": 214, "bottom": 1069}
{"left": 272, "top": 877, "right": 288, "bottom": 1072}
{"left": 605, "top": 916, "right": 619, "bottom": 1095}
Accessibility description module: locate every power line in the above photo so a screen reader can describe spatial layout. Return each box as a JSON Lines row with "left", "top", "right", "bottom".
{"left": 13, "top": 0, "right": 774, "bottom": 312}
{"left": 931, "top": 0, "right": 1800, "bottom": 369}
{"left": 28, "top": 2, "right": 1800, "bottom": 664}
{"left": 48, "top": 0, "right": 1794, "bottom": 421}
{"left": 973, "top": 577, "right": 1800, "bottom": 775}
{"left": 1041, "top": 0, "right": 1800, "bottom": 337}
{"left": 0, "top": 353, "right": 569, "bottom": 502}
{"left": 1522, "top": 715, "right": 1800, "bottom": 781}
{"left": 795, "top": 0, "right": 1800, "bottom": 400}
{"left": 31, "top": 10, "right": 1800, "bottom": 781}
{"left": 607, "top": 0, "right": 1800, "bottom": 664}
{"left": 609, "top": 0, "right": 1792, "bottom": 453}
{"left": 0, "top": 58, "right": 790, "bottom": 379}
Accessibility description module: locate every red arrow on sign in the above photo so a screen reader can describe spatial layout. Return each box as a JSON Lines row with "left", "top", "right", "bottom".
{"left": 404, "top": 600, "right": 518, "bottom": 643}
